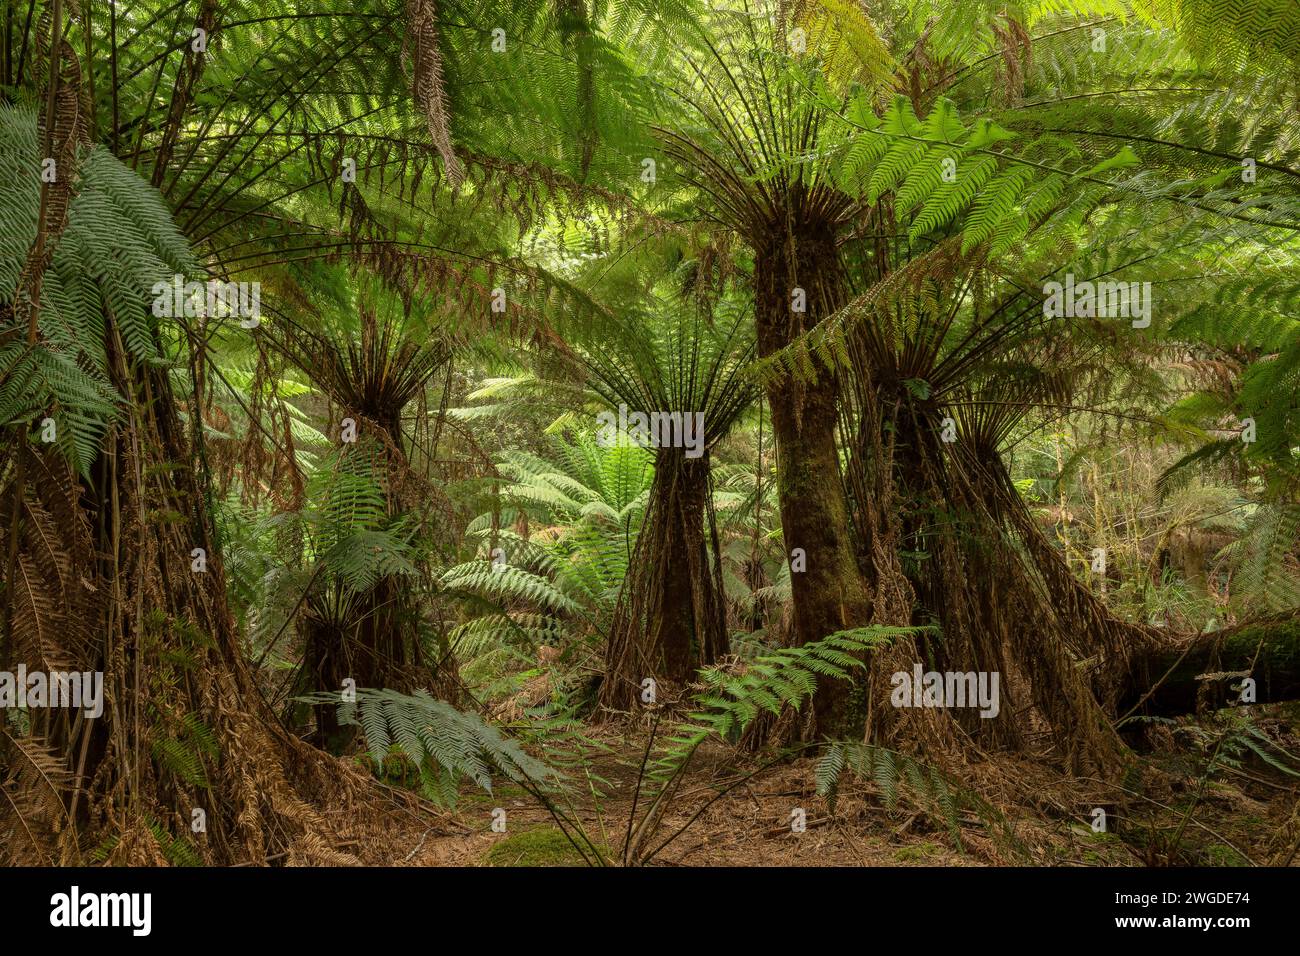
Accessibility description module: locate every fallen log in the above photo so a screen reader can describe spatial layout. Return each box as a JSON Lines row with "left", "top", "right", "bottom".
{"left": 1118, "top": 611, "right": 1300, "bottom": 718}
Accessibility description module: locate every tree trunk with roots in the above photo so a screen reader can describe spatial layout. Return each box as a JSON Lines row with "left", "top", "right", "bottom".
{"left": 846, "top": 392, "right": 1134, "bottom": 777}
{"left": 744, "top": 222, "right": 1152, "bottom": 774}
{"left": 601, "top": 452, "right": 728, "bottom": 711}
{"left": 1, "top": 361, "right": 379, "bottom": 864}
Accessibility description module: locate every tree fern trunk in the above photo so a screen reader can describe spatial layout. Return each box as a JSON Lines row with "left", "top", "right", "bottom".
{"left": 601, "top": 453, "right": 728, "bottom": 710}
{"left": 1, "top": 362, "right": 375, "bottom": 863}
{"left": 753, "top": 226, "right": 873, "bottom": 738}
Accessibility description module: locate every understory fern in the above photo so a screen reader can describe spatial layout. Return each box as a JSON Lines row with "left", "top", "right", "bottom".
{"left": 815, "top": 741, "right": 960, "bottom": 839}
{"left": 648, "top": 625, "right": 932, "bottom": 781}
{"left": 815, "top": 741, "right": 1028, "bottom": 858}
{"left": 151, "top": 713, "right": 220, "bottom": 790}
{"left": 297, "top": 688, "right": 560, "bottom": 806}
{"left": 622, "top": 625, "right": 951, "bottom": 864}
{"left": 1182, "top": 710, "right": 1300, "bottom": 780}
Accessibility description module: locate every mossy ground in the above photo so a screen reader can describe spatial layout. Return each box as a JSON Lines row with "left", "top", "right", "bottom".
{"left": 485, "top": 827, "right": 610, "bottom": 867}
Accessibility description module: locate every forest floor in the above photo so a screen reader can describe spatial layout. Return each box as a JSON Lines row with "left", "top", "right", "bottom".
{"left": 369, "top": 704, "right": 1300, "bottom": 867}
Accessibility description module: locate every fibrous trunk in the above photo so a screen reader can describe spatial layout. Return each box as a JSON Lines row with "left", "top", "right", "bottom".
{"left": 752, "top": 225, "right": 876, "bottom": 737}
{"left": 847, "top": 391, "right": 1131, "bottom": 777}
{"left": 1, "top": 357, "right": 374, "bottom": 864}
{"left": 601, "top": 452, "right": 728, "bottom": 711}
